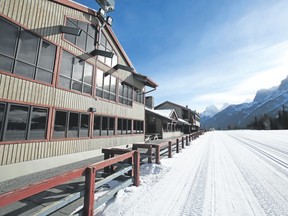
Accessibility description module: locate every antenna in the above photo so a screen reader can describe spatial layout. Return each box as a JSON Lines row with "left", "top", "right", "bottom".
{"left": 95, "top": 0, "right": 115, "bottom": 13}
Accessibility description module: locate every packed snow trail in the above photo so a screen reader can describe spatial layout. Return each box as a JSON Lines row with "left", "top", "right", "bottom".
{"left": 97, "top": 130, "right": 288, "bottom": 216}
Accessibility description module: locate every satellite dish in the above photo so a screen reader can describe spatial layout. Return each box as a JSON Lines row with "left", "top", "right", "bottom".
{"left": 95, "top": 0, "right": 115, "bottom": 13}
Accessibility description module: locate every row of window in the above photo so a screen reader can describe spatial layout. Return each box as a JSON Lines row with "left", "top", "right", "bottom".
{"left": 0, "top": 102, "right": 144, "bottom": 142}
{"left": 0, "top": 17, "right": 145, "bottom": 105}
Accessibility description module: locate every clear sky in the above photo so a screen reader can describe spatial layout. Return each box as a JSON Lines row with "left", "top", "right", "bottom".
{"left": 75, "top": 0, "right": 288, "bottom": 112}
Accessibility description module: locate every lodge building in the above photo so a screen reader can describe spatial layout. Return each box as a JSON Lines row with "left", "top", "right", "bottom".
{"left": 0, "top": 0, "right": 157, "bottom": 178}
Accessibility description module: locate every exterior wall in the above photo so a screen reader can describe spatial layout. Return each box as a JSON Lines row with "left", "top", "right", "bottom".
{"left": 0, "top": 0, "right": 146, "bottom": 166}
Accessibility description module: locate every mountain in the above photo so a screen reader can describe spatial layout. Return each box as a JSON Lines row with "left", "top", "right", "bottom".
{"left": 203, "top": 76, "right": 288, "bottom": 129}
{"left": 201, "top": 103, "right": 230, "bottom": 118}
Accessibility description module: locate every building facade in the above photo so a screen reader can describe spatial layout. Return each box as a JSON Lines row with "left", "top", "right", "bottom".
{"left": 155, "top": 101, "right": 200, "bottom": 133}
{"left": 0, "top": 0, "right": 156, "bottom": 173}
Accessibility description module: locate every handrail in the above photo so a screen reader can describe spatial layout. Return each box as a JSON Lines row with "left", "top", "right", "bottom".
{"left": 0, "top": 150, "right": 140, "bottom": 216}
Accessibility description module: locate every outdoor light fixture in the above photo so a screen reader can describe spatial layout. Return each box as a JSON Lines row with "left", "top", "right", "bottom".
{"left": 89, "top": 107, "right": 97, "bottom": 112}
{"left": 98, "top": 8, "right": 106, "bottom": 19}
{"left": 96, "top": 0, "right": 115, "bottom": 13}
{"left": 90, "top": 49, "right": 114, "bottom": 58}
{"left": 106, "top": 16, "right": 113, "bottom": 26}
{"left": 60, "top": 26, "right": 82, "bottom": 36}
{"left": 113, "top": 64, "right": 134, "bottom": 72}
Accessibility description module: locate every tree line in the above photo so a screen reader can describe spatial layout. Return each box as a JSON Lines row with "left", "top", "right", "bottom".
{"left": 247, "top": 106, "right": 288, "bottom": 130}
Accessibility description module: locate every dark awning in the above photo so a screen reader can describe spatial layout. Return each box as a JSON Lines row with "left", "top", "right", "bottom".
{"left": 133, "top": 73, "right": 158, "bottom": 88}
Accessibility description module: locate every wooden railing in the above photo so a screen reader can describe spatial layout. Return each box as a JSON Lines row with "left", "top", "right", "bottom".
{"left": 132, "top": 131, "right": 204, "bottom": 164}
{"left": 0, "top": 149, "right": 140, "bottom": 216}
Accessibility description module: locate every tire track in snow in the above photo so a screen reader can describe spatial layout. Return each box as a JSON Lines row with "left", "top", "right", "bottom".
{"left": 225, "top": 134, "right": 288, "bottom": 216}
{"left": 177, "top": 140, "right": 210, "bottom": 216}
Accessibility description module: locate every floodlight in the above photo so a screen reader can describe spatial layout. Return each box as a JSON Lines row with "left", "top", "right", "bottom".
{"left": 96, "top": 0, "right": 115, "bottom": 13}
{"left": 90, "top": 49, "right": 114, "bottom": 58}
{"left": 98, "top": 8, "right": 106, "bottom": 19}
{"left": 106, "top": 16, "right": 113, "bottom": 26}
{"left": 60, "top": 26, "right": 82, "bottom": 36}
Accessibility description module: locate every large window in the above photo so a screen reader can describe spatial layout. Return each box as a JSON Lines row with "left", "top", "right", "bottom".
{"left": 53, "top": 110, "right": 90, "bottom": 138}
{"left": 64, "top": 18, "right": 96, "bottom": 52}
{"left": 98, "top": 32, "right": 117, "bottom": 67}
{"left": 59, "top": 50, "right": 93, "bottom": 95}
{"left": 93, "top": 115, "right": 115, "bottom": 136}
{"left": 133, "top": 120, "right": 144, "bottom": 134}
{"left": 119, "top": 83, "right": 133, "bottom": 106}
{"left": 0, "top": 17, "right": 56, "bottom": 84}
{"left": 117, "top": 118, "right": 132, "bottom": 135}
{"left": 0, "top": 102, "right": 48, "bottom": 141}
{"left": 133, "top": 88, "right": 144, "bottom": 104}
{"left": 95, "top": 69, "right": 117, "bottom": 101}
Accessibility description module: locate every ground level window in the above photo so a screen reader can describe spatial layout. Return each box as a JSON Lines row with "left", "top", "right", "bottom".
{"left": 133, "top": 120, "right": 144, "bottom": 134}
{"left": 53, "top": 110, "right": 90, "bottom": 139}
{"left": 0, "top": 102, "right": 48, "bottom": 141}
{"left": 117, "top": 118, "right": 132, "bottom": 135}
{"left": 93, "top": 115, "right": 115, "bottom": 137}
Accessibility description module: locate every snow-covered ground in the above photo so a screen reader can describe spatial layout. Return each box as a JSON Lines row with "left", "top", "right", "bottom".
{"left": 96, "top": 130, "right": 288, "bottom": 216}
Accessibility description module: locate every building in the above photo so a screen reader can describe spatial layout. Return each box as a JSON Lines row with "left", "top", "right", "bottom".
{"left": 155, "top": 101, "right": 200, "bottom": 133}
{"left": 0, "top": 0, "right": 157, "bottom": 179}
{"left": 145, "top": 97, "right": 191, "bottom": 139}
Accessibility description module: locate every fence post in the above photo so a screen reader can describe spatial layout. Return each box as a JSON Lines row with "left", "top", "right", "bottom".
{"left": 186, "top": 136, "right": 189, "bottom": 146}
{"left": 133, "top": 151, "right": 140, "bottom": 187}
{"left": 176, "top": 139, "right": 179, "bottom": 153}
{"left": 83, "top": 167, "right": 96, "bottom": 216}
{"left": 148, "top": 145, "right": 152, "bottom": 163}
{"left": 155, "top": 145, "right": 160, "bottom": 164}
{"left": 168, "top": 141, "right": 172, "bottom": 158}
{"left": 182, "top": 137, "right": 185, "bottom": 149}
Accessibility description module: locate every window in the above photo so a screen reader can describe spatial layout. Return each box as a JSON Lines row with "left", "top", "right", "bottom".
{"left": 119, "top": 83, "right": 133, "bottom": 106}
{"left": 0, "top": 102, "right": 48, "bottom": 141}
{"left": 117, "top": 118, "right": 132, "bottom": 135}
{"left": 53, "top": 110, "right": 90, "bottom": 138}
{"left": 134, "top": 88, "right": 144, "bottom": 104}
{"left": 64, "top": 18, "right": 96, "bottom": 52}
{"left": 93, "top": 115, "right": 115, "bottom": 136}
{"left": 59, "top": 50, "right": 93, "bottom": 95}
{"left": 0, "top": 17, "right": 56, "bottom": 83}
{"left": 98, "top": 32, "right": 117, "bottom": 67}
{"left": 95, "top": 69, "right": 117, "bottom": 101}
{"left": 133, "top": 120, "right": 144, "bottom": 134}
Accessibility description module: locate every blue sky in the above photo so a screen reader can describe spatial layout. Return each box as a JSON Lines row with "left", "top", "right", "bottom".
{"left": 75, "top": 0, "right": 288, "bottom": 112}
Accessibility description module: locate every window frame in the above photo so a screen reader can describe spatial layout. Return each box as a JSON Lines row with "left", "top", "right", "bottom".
{"left": 93, "top": 114, "right": 115, "bottom": 137}
{"left": 0, "top": 102, "right": 49, "bottom": 141}
{"left": 63, "top": 17, "right": 96, "bottom": 53}
{"left": 58, "top": 49, "right": 94, "bottom": 95}
{"left": 0, "top": 17, "right": 56, "bottom": 84}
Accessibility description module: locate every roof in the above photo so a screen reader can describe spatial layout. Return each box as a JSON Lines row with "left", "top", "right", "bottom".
{"left": 155, "top": 101, "right": 200, "bottom": 116}
{"left": 145, "top": 108, "right": 175, "bottom": 121}
{"left": 133, "top": 73, "right": 158, "bottom": 88}
{"left": 178, "top": 118, "right": 191, "bottom": 125}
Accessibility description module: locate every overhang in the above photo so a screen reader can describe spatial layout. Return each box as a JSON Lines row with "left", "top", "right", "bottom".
{"left": 133, "top": 73, "right": 158, "bottom": 88}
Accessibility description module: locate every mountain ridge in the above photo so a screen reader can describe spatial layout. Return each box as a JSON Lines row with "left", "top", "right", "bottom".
{"left": 202, "top": 76, "right": 288, "bottom": 129}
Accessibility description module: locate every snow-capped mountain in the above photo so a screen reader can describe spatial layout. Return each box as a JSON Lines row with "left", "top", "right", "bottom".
{"left": 203, "top": 76, "right": 288, "bottom": 129}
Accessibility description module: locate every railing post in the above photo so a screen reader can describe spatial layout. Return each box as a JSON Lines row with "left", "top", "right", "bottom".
{"left": 148, "top": 145, "right": 152, "bottom": 163}
{"left": 189, "top": 134, "right": 191, "bottom": 142}
{"left": 168, "top": 141, "right": 172, "bottom": 158}
{"left": 186, "top": 136, "right": 189, "bottom": 146}
{"left": 83, "top": 167, "right": 96, "bottom": 216}
{"left": 182, "top": 137, "right": 185, "bottom": 149}
{"left": 155, "top": 145, "right": 160, "bottom": 164}
{"left": 176, "top": 138, "right": 179, "bottom": 153}
{"left": 133, "top": 151, "right": 140, "bottom": 187}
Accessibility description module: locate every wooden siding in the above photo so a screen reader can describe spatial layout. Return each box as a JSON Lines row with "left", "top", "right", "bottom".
{"left": 0, "top": 135, "right": 143, "bottom": 165}
{"left": 0, "top": 0, "right": 146, "bottom": 165}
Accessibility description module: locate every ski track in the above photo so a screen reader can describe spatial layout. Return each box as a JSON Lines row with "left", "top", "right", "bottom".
{"left": 99, "top": 131, "right": 288, "bottom": 216}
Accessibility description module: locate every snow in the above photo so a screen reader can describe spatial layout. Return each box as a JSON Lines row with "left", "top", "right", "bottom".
{"left": 95, "top": 130, "right": 288, "bottom": 216}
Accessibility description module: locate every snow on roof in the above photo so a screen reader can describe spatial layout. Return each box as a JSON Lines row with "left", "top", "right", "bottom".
{"left": 178, "top": 118, "right": 191, "bottom": 125}
{"left": 145, "top": 107, "right": 174, "bottom": 120}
